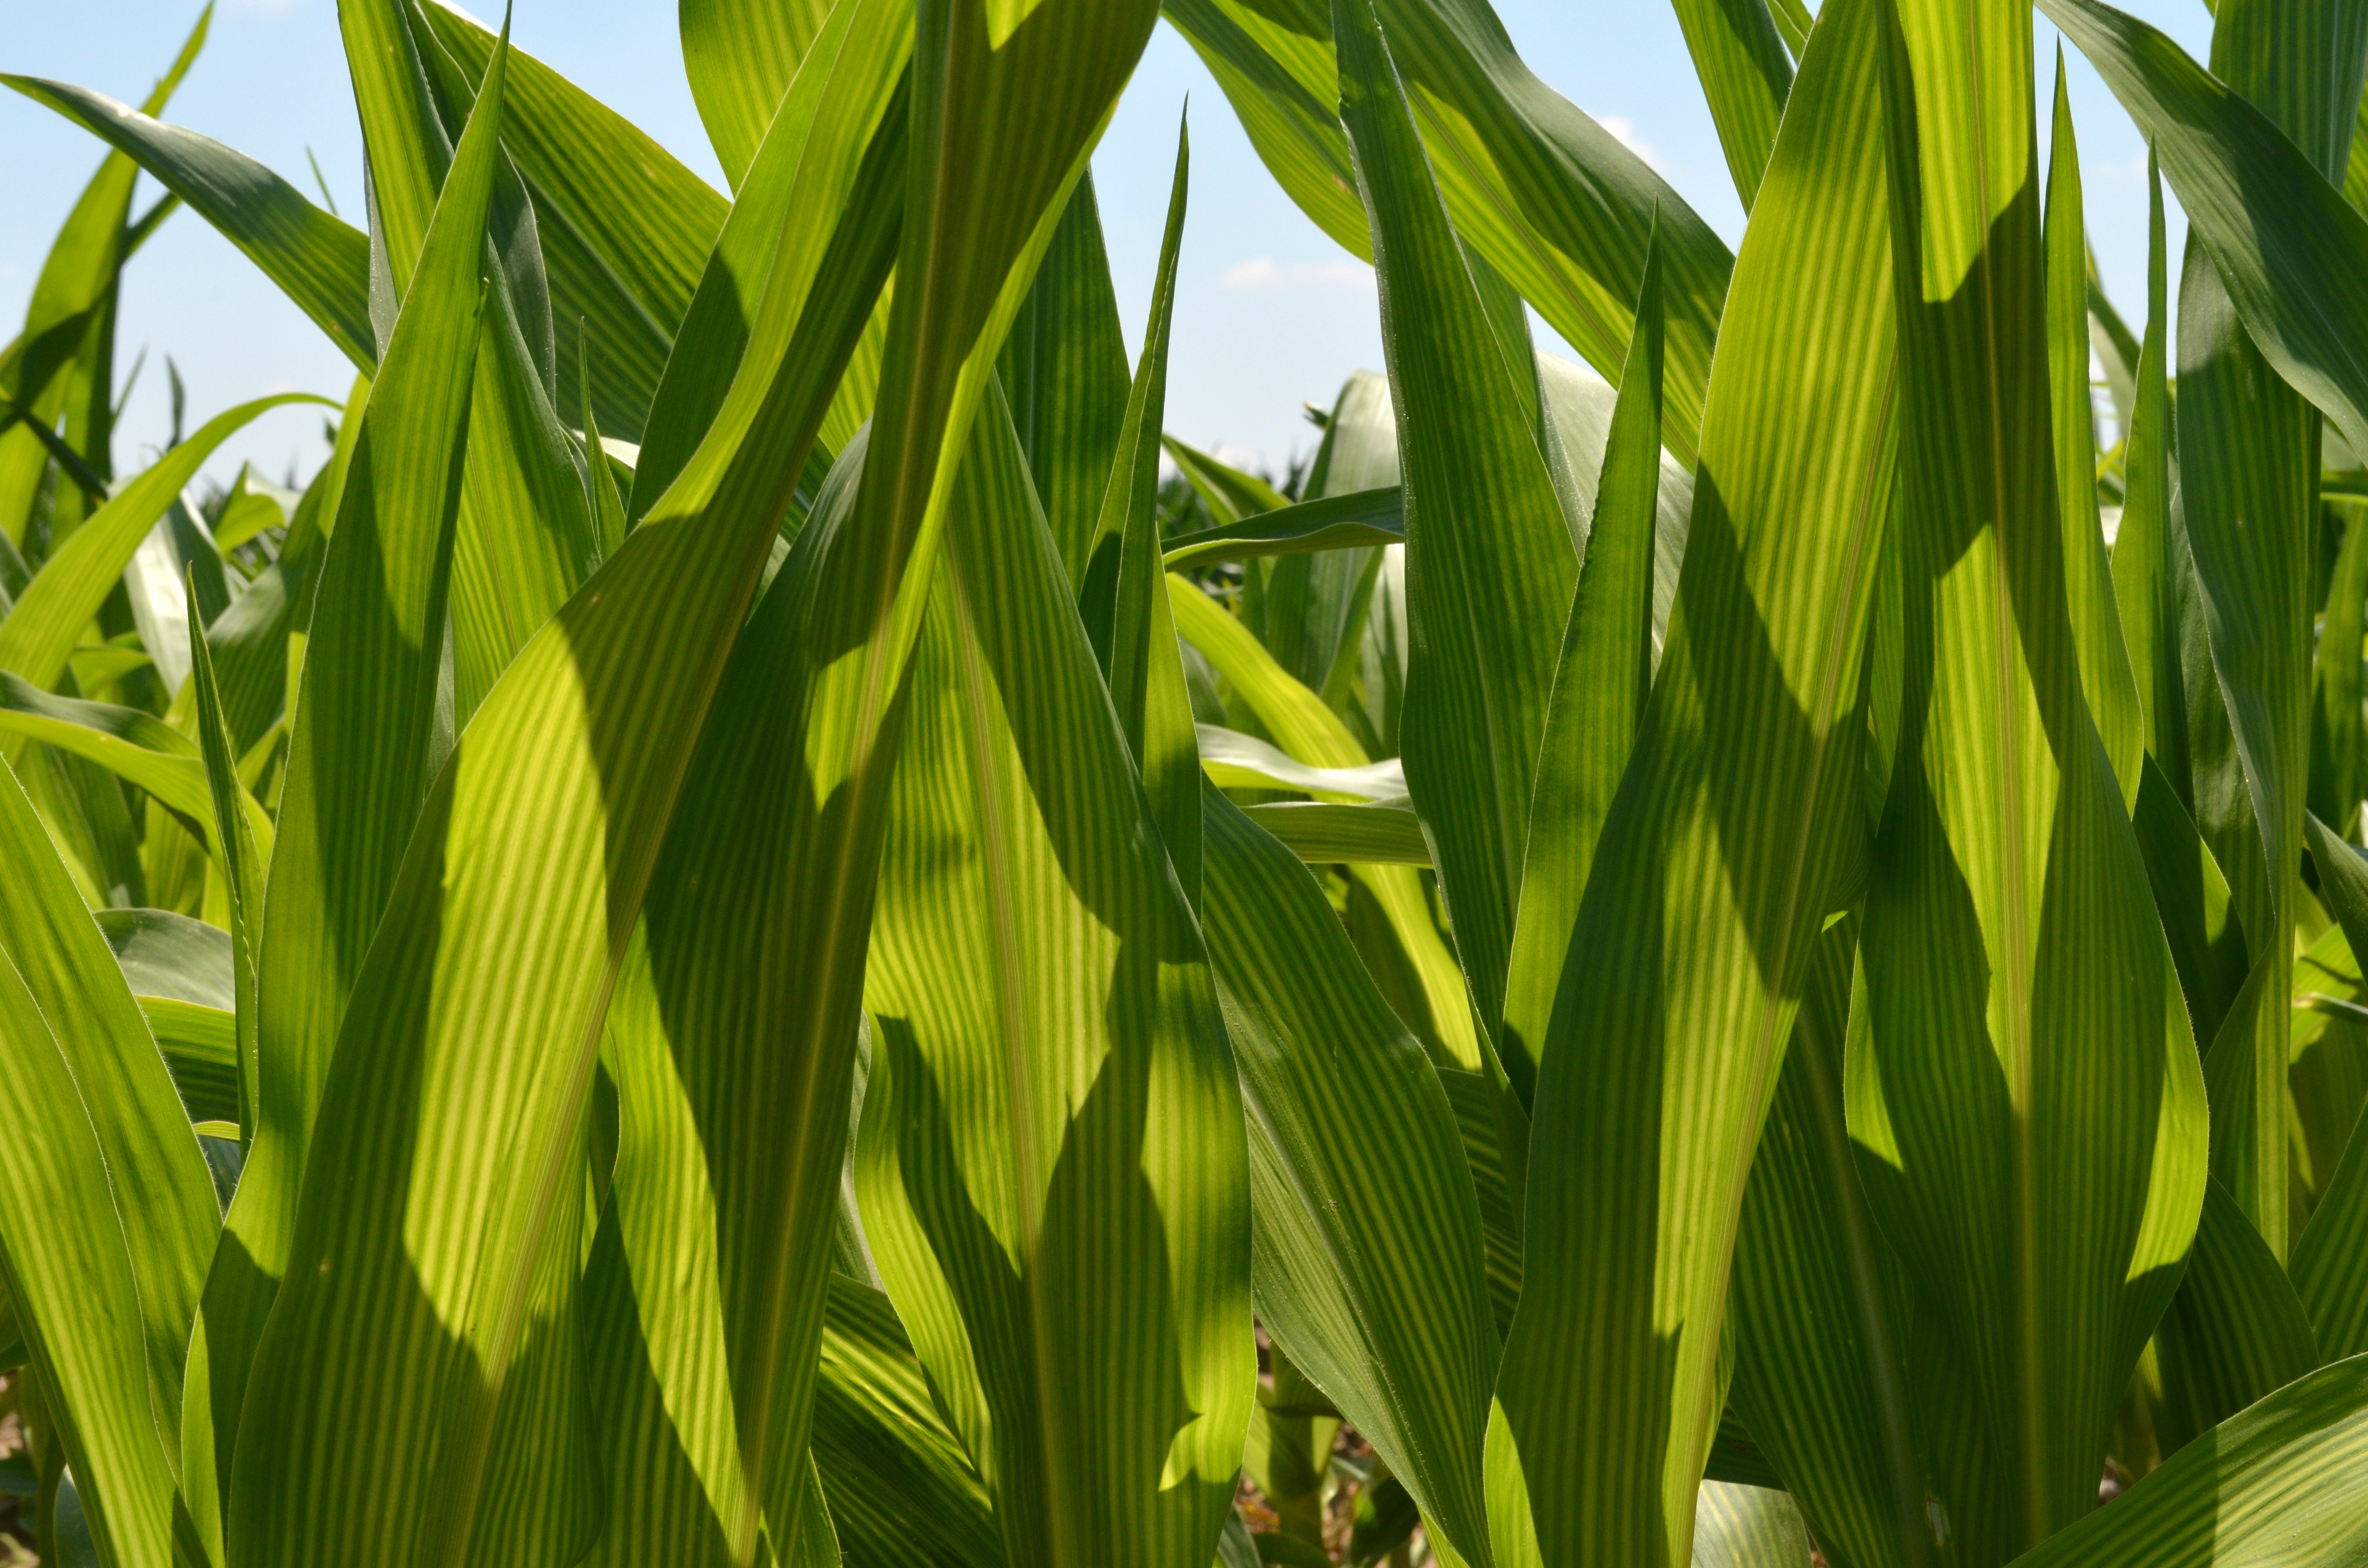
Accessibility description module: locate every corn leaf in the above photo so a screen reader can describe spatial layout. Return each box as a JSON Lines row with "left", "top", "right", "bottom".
{"left": 0, "top": 392, "right": 325, "bottom": 701}
{"left": 1001, "top": 172, "right": 1133, "bottom": 592}
{"left": 2009, "top": 1356, "right": 2368, "bottom": 1566}
{"left": 0, "top": 78, "right": 376, "bottom": 374}
{"left": 628, "top": 0, "right": 913, "bottom": 524}
{"left": 1846, "top": 1, "right": 2208, "bottom": 1554}
{"left": 2039, "top": 0, "right": 2368, "bottom": 466}
{"left": 1103, "top": 121, "right": 1200, "bottom": 896}
{"left": 2042, "top": 57, "right": 2142, "bottom": 809}
{"left": 2150, "top": 1180, "right": 2322, "bottom": 1459}
{"left": 0, "top": 7, "right": 208, "bottom": 545}
{"left": 198, "top": 35, "right": 499, "bottom": 1513}
{"left": 1333, "top": 0, "right": 1577, "bottom": 1064}
{"left": 2293, "top": 813, "right": 2368, "bottom": 1360}
{"left": 857, "top": 383, "right": 1251, "bottom": 1568}
{"left": 811, "top": 1276, "right": 1003, "bottom": 1568}
{"left": 1239, "top": 799, "right": 1429, "bottom": 865}
{"left": 1169, "top": 573, "right": 1480, "bottom": 1068}
{"left": 0, "top": 749, "right": 220, "bottom": 1568}
{"left": 1498, "top": 225, "right": 1662, "bottom": 1104}
{"left": 1162, "top": 0, "right": 1732, "bottom": 467}
{"left": 1490, "top": 0, "right": 1898, "bottom": 1555}
{"left": 1161, "top": 486, "right": 1403, "bottom": 572}
{"left": 1666, "top": 0, "right": 1792, "bottom": 209}
{"left": 681, "top": 0, "right": 842, "bottom": 189}
{"left": 413, "top": 2, "right": 728, "bottom": 444}
{"left": 1200, "top": 786, "right": 1497, "bottom": 1565}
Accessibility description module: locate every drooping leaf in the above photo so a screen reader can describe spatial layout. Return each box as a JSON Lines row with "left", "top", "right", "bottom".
{"left": 1161, "top": 486, "right": 1403, "bottom": 572}
{"left": 1162, "top": 0, "right": 1733, "bottom": 466}
{"left": 0, "top": 79, "right": 375, "bottom": 374}
{"left": 2311, "top": 497, "right": 2368, "bottom": 837}
{"left": 0, "top": 392, "right": 327, "bottom": 703}
{"left": 2040, "top": 0, "right": 2368, "bottom": 466}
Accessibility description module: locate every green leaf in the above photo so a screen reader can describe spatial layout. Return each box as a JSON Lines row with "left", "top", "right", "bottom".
{"left": 2292, "top": 813, "right": 2368, "bottom": 1360}
{"left": 1195, "top": 722, "right": 1406, "bottom": 800}
{"left": 1000, "top": 172, "right": 1134, "bottom": 592}
{"left": 185, "top": 572, "right": 264, "bottom": 1149}
{"left": 1163, "top": 434, "right": 1289, "bottom": 527}
{"left": 2043, "top": 56, "right": 2143, "bottom": 810}
{"left": 2150, "top": 1180, "right": 2322, "bottom": 1459}
{"left": 1333, "top": 0, "right": 1578, "bottom": 1061}
{"left": 1728, "top": 920, "right": 1933, "bottom": 1568}
{"left": 627, "top": 0, "right": 914, "bottom": 524}
{"left": 1169, "top": 574, "right": 1480, "bottom": 1069}
{"left": 413, "top": 1, "right": 727, "bottom": 443}
{"left": 1162, "top": 0, "right": 1732, "bottom": 468}
{"left": 232, "top": 0, "right": 1143, "bottom": 1554}
{"left": 2147, "top": 0, "right": 2354, "bottom": 1261}
{"left": 1161, "top": 486, "right": 1403, "bottom": 572}
{"left": 1498, "top": 223, "right": 1662, "bottom": 1104}
{"left": 198, "top": 27, "right": 501, "bottom": 1514}
{"left": 2108, "top": 149, "right": 2189, "bottom": 790}
{"left": 95, "top": 906, "right": 232, "bottom": 1011}
{"left": 0, "top": 748, "right": 221, "bottom": 1568}
{"left": 337, "top": 0, "right": 602, "bottom": 723}
{"left": 0, "top": 6, "right": 209, "bottom": 546}
{"left": 1845, "top": 0, "right": 2208, "bottom": 1553}
{"left": 1103, "top": 119, "right": 1201, "bottom": 900}
{"left": 2039, "top": 0, "right": 2368, "bottom": 466}
{"left": 811, "top": 1275, "right": 1004, "bottom": 1568}
{"left": 1489, "top": 0, "right": 1899, "bottom": 1554}
{"left": 2, "top": 76, "right": 375, "bottom": 375}
{"left": 857, "top": 385, "right": 1251, "bottom": 1568}
{"left": 2007, "top": 1355, "right": 2368, "bottom": 1566}
{"left": 0, "top": 392, "right": 327, "bottom": 701}
{"left": 1666, "top": 0, "right": 1793, "bottom": 209}
{"left": 2310, "top": 498, "right": 2368, "bottom": 836}
{"left": 680, "top": 0, "right": 841, "bottom": 189}
{"left": 1200, "top": 786, "right": 1497, "bottom": 1566}
{"left": 1239, "top": 799, "right": 1429, "bottom": 866}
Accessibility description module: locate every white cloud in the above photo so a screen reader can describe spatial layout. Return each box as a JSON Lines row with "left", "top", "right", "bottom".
{"left": 1222, "top": 256, "right": 1284, "bottom": 289}
{"left": 1221, "top": 255, "right": 1376, "bottom": 291}
{"left": 1595, "top": 114, "right": 1660, "bottom": 169}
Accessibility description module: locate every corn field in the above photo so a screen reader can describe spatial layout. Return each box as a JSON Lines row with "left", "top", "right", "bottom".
{"left": 3, "top": 0, "right": 2368, "bottom": 1563}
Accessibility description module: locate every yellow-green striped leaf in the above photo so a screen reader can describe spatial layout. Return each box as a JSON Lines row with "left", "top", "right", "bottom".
{"left": 1490, "top": 0, "right": 1898, "bottom": 1556}
{"left": 1201, "top": 786, "right": 1496, "bottom": 1565}
{"left": 857, "top": 384, "right": 1251, "bottom": 1568}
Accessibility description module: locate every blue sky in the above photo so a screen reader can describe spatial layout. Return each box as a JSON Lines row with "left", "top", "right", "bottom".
{"left": 3, "top": 0, "right": 2216, "bottom": 493}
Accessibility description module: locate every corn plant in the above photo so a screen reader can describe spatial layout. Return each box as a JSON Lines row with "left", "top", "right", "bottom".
{"left": 4, "top": 0, "right": 2368, "bottom": 1564}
